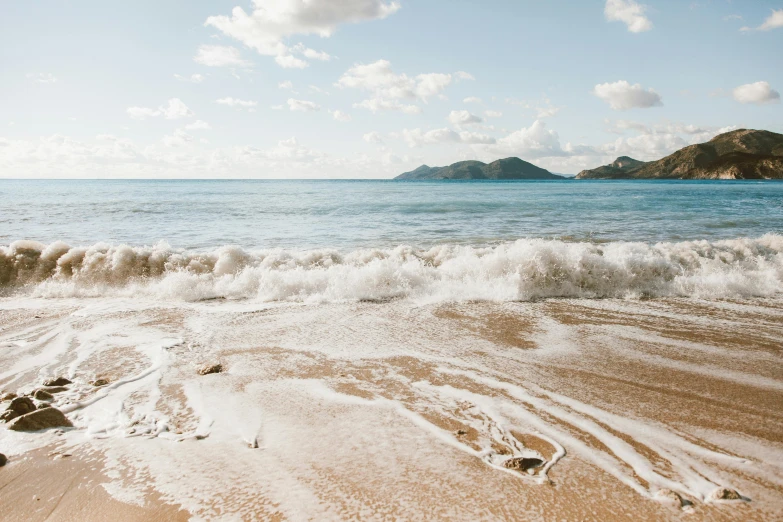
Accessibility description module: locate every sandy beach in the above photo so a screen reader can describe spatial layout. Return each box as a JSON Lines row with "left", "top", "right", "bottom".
{"left": 2, "top": 296, "right": 781, "bottom": 521}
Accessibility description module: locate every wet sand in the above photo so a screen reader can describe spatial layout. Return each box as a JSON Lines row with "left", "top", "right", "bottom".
{"left": 1, "top": 297, "right": 782, "bottom": 520}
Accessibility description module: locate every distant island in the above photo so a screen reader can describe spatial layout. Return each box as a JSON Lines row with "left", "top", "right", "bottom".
{"left": 395, "top": 157, "right": 564, "bottom": 180}
{"left": 577, "top": 129, "right": 783, "bottom": 180}
{"left": 394, "top": 129, "right": 783, "bottom": 181}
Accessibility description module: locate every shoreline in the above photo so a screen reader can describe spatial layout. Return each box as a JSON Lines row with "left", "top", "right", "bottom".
{"left": 2, "top": 296, "right": 782, "bottom": 520}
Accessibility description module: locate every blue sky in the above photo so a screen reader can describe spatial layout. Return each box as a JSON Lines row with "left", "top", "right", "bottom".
{"left": 1, "top": 0, "right": 781, "bottom": 178}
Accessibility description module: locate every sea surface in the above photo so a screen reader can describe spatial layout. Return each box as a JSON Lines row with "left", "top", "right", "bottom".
{"left": 1, "top": 179, "right": 782, "bottom": 302}
{"left": 2, "top": 179, "right": 783, "bottom": 248}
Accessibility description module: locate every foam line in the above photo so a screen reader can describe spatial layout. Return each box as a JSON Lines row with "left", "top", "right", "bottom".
{"left": 0, "top": 235, "right": 781, "bottom": 302}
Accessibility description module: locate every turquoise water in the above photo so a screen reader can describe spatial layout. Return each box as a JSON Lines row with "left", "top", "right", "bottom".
{"left": 2, "top": 179, "right": 782, "bottom": 249}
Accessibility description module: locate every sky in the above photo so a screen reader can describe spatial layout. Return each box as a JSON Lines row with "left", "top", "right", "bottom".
{"left": 1, "top": 0, "right": 782, "bottom": 178}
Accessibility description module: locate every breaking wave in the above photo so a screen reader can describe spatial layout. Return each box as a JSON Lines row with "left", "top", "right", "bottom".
{"left": 1, "top": 235, "right": 782, "bottom": 302}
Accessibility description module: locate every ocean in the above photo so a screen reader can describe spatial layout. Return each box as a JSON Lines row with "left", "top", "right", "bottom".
{"left": 1, "top": 179, "right": 782, "bottom": 520}
{"left": 2, "top": 179, "right": 782, "bottom": 301}
{"left": 3, "top": 179, "right": 783, "bottom": 249}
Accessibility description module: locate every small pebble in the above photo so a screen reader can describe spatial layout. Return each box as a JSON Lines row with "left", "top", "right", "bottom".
{"left": 198, "top": 364, "right": 223, "bottom": 376}
{"left": 655, "top": 489, "right": 685, "bottom": 507}
{"left": 502, "top": 457, "right": 545, "bottom": 473}
{"left": 709, "top": 487, "right": 742, "bottom": 501}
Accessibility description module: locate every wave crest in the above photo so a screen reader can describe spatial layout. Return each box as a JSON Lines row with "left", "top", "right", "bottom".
{"left": 2, "top": 236, "right": 782, "bottom": 302}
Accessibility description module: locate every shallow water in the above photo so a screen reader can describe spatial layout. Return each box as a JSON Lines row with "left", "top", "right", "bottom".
{"left": 1, "top": 297, "right": 782, "bottom": 520}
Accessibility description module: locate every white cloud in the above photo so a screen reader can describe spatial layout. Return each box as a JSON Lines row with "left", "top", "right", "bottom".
{"left": 732, "top": 81, "right": 781, "bottom": 105}
{"left": 279, "top": 81, "right": 294, "bottom": 90}
{"left": 291, "top": 43, "right": 331, "bottom": 61}
{"left": 595, "top": 122, "right": 740, "bottom": 164}
{"left": 237, "top": 137, "right": 325, "bottom": 162}
{"left": 484, "top": 110, "right": 503, "bottom": 118}
{"left": 126, "top": 107, "right": 161, "bottom": 120}
{"left": 0, "top": 133, "right": 407, "bottom": 179}
{"left": 27, "top": 73, "right": 57, "bottom": 84}
{"left": 309, "top": 85, "right": 330, "bottom": 95}
{"left": 287, "top": 98, "right": 321, "bottom": 112}
{"left": 353, "top": 98, "right": 422, "bottom": 114}
{"left": 206, "top": 0, "right": 399, "bottom": 68}
{"left": 363, "top": 131, "right": 384, "bottom": 144}
{"left": 331, "top": 110, "right": 351, "bottom": 122}
{"left": 402, "top": 128, "right": 495, "bottom": 148}
{"left": 481, "top": 120, "right": 566, "bottom": 159}
{"left": 275, "top": 54, "right": 308, "bottom": 69}
{"left": 216, "top": 97, "right": 258, "bottom": 108}
{"left": 536, "top": 107, "right": 561, "bottom": 118}
{"left": 455, "top": 71, "right": 475, "bottom": 81}
{"left": 174, "top": 73, "right": 205, "bottom": 83}
{"left": 463, "top": 97, "right": 483, "bottom": 104}
{"left": 194, "top": 45, "right": 250, "bottom": 68}
{"left": 338, "top": 60, "right": 462, "bottom": 114}
{"left": 741, "top": 9, "right": 783, "bottom": 31}
{"left": 505, "top": 96, "right": 563, "bottom": 118}
{"left": 605, "top": 0, "right": 652, "bottom": 33}
{"left": 126, "top": 98, "right": 194, "bottom": 120}
{"left": 185, "top": 120, "right": 211, "bottom": 131}
{"left": 447, "top": 110, "right": 483, "bottom": 125}
{"left": 162, "top": 129, "right": 195, "bottom": 148}
{"left": 161, "top": 98, "right": 195, "bottom": 119}
{"left": 593, "top": 80, "right": 662, "bottom": 110}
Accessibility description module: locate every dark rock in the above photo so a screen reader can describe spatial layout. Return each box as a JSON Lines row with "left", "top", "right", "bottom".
{"left": 0, "top": 453, "right": 6, "bottom": 466}
{"left": 90, "top": 379, "right": 110, "bottom": 387}
{"left": 42, "top": 386, "right": 68, "bottom": 394}
{"left": 198, "top": 364, "right": 223, "bottom": 376}
{"left": 455, "top": 429, "right": 468, "bottom": 436}
{"left": 1, "top": 397, "right": 36, "bottom": 422}
{"left": 502, "top": 457, "right": 545, "bottom": 473}
{"left": 33, "top": 389, "right": 54, "bottom": 401}
{"left": 1, "top": 393, "right": 17, "bottom": 401}
{"left": 709, "top": 487, "right": 742, "bottom": 501}
{"left": 43, "top": 377, "right": 72, "bottom": 387}
{"left": 7, "top": 407, "right": 73, "bottom": 431}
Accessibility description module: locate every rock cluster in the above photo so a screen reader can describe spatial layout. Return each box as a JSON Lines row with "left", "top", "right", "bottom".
{"left": 0, "top": 378, "right": 74, "bottom": 431}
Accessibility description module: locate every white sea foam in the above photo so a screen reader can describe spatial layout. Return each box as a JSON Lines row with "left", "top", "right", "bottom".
{"left": 1, "top": 235, "right": 782, "bottom": 302}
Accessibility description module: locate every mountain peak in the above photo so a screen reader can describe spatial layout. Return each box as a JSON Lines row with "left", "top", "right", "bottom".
{"left": 577, "top": 129, "right": 783, "bottom": 180}
{"left": 394, "top": 157, "right": 563, "bottom": 180}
